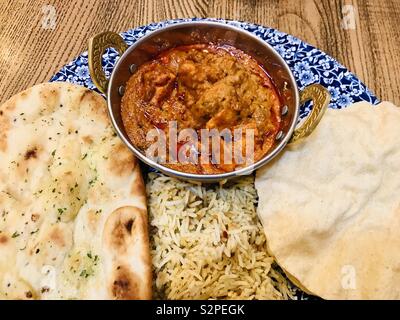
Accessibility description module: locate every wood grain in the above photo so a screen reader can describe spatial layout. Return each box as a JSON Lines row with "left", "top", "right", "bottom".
{"left": 0, "top": 0, "right": 399, "bottom": 105}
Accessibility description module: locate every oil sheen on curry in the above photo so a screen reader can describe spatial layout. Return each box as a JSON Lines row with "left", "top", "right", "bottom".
{"left": 121, "top": 44, "right": 282, "bottom": 174}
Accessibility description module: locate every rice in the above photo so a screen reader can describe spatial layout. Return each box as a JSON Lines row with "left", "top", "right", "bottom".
{"left": 147, "top": 173, "right": 294, "bottom": 300}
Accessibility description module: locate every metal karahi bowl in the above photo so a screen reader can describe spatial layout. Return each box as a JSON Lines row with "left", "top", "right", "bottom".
{"left": 88, "top": 21, "right": 330, "bottom": 182}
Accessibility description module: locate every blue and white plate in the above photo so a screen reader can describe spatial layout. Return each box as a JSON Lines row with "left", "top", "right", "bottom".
{"left": 50, "top": 18, "right": 379, "bottom": 120}
{"left": 50, "top": 18, "right": 379, "bottom": 300}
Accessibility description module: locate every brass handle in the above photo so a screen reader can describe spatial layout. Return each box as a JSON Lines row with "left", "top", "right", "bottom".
{"left": 88, "top": 31, "right": 128, "bottom": 94}
{"left": 289, "top": 84, "right": 331, "bottom": 144}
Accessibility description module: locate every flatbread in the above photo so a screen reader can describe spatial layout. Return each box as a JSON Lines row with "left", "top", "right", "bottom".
{"left": 0, "top": 82, "right": 151, "bottom": 299}
{"left": 255, "top": 101, "right": 400, "bottom": 300}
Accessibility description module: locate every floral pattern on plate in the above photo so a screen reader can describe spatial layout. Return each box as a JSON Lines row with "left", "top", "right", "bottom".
{"left": 50, "top": 18, "right": 379, "bottom": 119}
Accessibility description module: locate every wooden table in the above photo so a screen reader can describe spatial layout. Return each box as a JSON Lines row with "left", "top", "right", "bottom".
{"left": 0, "top": 0, "right": 399, "bottom": 105}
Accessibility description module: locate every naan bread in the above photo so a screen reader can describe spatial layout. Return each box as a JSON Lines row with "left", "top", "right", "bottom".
{"left": 255, "top": 101, "right": 400, "bottom": 300}
{"left": 0, "top": 82, "right": 151, "bottom": 299}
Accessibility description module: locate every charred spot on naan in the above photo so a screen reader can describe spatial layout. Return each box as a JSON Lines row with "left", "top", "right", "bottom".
{"left": 108, "top": 142, "right": 137, "bottom": 177}
{"left": 24, "top": 146, "right": 39, "bottom": 160}
{"left": 103, "top": 206, "right": 146, "bottom": 254}
{"left": 24, "top": 290, "right": 36, "bottom": 300}
{"left": 0, "top": 234, "right": 8, "bottom": 244}
{"left": 8, "top": 144, "right": 44, "bottom": 179}
{"left": 49, "top": 226, "right": 66, "bottom": 247}
{"left": 3, "top": 279, "right": 37, "bottom": 300}
{"left": 110, "top": 264, "right": 141, "bottom": 300}
{"left": 31, "top": 213, "right": 40, "bottom": 222}
{"left": 81, "top": 135, "right": 94, "bottom": 145}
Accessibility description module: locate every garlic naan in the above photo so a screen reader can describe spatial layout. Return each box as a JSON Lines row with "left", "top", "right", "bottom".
{"left": 0, "top": 82, "right": 151, "bottom": 299}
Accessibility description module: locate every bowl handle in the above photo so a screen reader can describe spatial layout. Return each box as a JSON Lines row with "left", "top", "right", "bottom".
{"left": 289, "top": 84, "right": 331, "bottom": 144}
{"left": 88, "top": 31, "right": 128, "bottom": 94}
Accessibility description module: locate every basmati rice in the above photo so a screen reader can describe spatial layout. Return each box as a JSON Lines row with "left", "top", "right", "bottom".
{"left": 147, "top": 173, "right": 293, "bottom": 300}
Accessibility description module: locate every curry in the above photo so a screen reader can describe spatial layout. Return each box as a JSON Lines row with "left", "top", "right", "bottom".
{"left": 121, "top": 44, "right": 282, "bottom": 174}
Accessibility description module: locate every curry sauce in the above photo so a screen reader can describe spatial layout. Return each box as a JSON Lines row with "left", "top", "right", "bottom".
{"left": 121, "top": 44, "right": 281, "bottom": 174}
